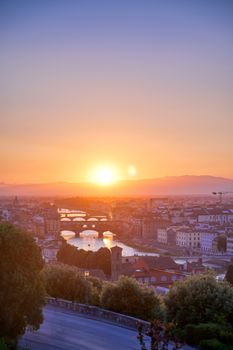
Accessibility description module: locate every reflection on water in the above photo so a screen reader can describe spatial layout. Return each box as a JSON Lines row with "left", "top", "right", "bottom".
{"left": 61, "top": 230, "right": 159, "bottom": 257}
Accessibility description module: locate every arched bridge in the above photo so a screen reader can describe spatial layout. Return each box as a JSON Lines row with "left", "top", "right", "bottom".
{"left": 60, "top": 219, "right": 119, "bottom": 238}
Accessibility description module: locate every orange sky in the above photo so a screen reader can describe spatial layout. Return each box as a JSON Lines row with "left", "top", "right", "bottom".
{"left": 1, "top": 1, "right": 233, "bottom": 183}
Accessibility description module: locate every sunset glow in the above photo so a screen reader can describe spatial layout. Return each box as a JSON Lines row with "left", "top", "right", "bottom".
{"left": 1, "top": 1, "right": 233, "bottom": 183}
{"left": 90, "top": 166, "right": 120, "bottom": 186}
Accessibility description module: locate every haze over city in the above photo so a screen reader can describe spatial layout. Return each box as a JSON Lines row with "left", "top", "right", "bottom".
{"left": 1, "top": 0, "right": 233, "bottom": 185}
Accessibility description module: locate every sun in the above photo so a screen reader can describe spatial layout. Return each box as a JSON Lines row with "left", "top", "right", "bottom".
{"left": 90, "top": 165, "right": 119, "bottom": 186}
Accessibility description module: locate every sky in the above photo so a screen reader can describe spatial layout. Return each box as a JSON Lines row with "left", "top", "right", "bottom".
{"left": 1, "top": 0, "right": 233, "bottom": 183}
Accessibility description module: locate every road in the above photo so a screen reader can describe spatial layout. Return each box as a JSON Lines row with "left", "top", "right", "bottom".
{"left": 19, "top": 305, "right": 196, "bottom": 350}
{"left": 19, "top": 305, "right": 140, "bottom": 350}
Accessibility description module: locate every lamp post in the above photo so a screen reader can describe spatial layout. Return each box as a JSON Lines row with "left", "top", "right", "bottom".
{"left": 84, "top": 271, "right": 89, "bottom": 305}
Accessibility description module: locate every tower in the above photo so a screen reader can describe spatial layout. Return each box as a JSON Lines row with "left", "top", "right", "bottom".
{"left": 110, "top": 245, "right": 122, "bottom": 281}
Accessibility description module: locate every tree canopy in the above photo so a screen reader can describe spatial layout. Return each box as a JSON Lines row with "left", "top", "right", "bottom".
{"left": 217, "top": 234, "right": 227, "bottom": 252}
{"left": 225, "top": 264, "right": 233, "bottom": 286}
{"left": 57, "top": 242, "right": 111, "bottom": 276}
{"left": 42, "top": 264, "right": 105, "bottom": 306}
{"left": 164, "top": 274, "right": 233, "bottom": 327}
{"left": 42, "top": 264, "right": 90, "bottom": 303}
{"left": 0, "top": 223, "right": 45, "bottom": 342}
{"left": 100, "top": 276, "right": 162, "bottom": 320}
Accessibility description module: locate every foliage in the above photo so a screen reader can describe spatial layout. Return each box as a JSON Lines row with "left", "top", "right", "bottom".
{"left": 57, "top": 242, "right": 111, "bottom": 276}
{"left": 100, "top": 276, "right": 162, "bottom": 321}
{"left": 0, "top": 338, "right": 9, "bottom": 350}
{"left": 216, "top": 234, "right": 227, "bottom": 252}
{"left": 137, "top": 321, "right": 183, "bottom": 350}
{"left": 185, "top": 323, "right": 233, "bottom": 347}
{"left": 42, "top": 264, "right": 104, "bottom": 306}
{"left": 0, "top": 223, "right": 45, "bottom": 343}
{"left": 199, "top": 339, "right": 233, "bottom": 350}
{"left": 225, "top": 264, "right": 233, "bottom": 286}
{"left": 42, "top": 264, "right": 91, "bottom": 303}
{"left": 164, "top": 274, "right": 233, "bottom": 327}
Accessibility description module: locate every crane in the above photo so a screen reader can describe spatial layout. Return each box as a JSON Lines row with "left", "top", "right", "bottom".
{"left": 212, "top": 191, "right": 233, "bottom": 204}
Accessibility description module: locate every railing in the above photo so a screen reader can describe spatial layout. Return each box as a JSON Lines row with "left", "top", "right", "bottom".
{"left": 46, "top": 297, "right": 150, "bottom": 332}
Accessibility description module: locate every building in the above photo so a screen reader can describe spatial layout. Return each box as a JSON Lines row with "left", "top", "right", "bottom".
{"left": 227, "top": 236, "right": 233, "bottom": 255}
{"left": 200, "top": 232, "right": 218, "bottom": 253}
{"left": 141, "top": 217, "right": 157, "bottom": 239}
{"left": 157, "top": 228, "right": 167, "bottom": 244}
{"left": 198, "top": 210, "right": 233, "bottom": 224}
{"left": 44, "top": 205, "right": 61, "bottom": 237}
{"left": 121, "top": 256, "right": 184, "bottom": 288}
{"left": 176, "top": 227, "right": 200, "bottom": 248}
{"left": 148, "top": 198, "right": 168, "bottom": 213}
{"left": 133, "top": 268, "right": 184, "bottom": 288}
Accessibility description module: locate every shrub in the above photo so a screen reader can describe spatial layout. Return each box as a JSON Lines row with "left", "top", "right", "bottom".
{"left": 42, "top": 264, "right": 90, "bottom": 303}
{"left": 164, "top": 274, "right": 233, "bottom": 327}
{"left": 185, "top": 323, "right": 233, "bottom": 346}
{"left": 199, "top": 339, "right": 233, "bottom": 350}
{"left": 42, "top": 264, "right": 103, "bottom": 305}
{"left": 100, "top": 276, "right": 162, "bottom": 320}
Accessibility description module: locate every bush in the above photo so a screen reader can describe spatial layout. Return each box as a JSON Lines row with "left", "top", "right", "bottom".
{"left": 164, "top": 274, "right": 233, "bottom": 327}
{"left": 100, "top": 276, "right": 162, "bottom": 320}
{"left": 42, "top": 264, "right": 103, "bottom": 305}
{"left": 42, "top": 264, "right": 90, "bottom": 303}
{"left": 199, "top": 339, "right": 233, "bottom": 350}
{"left": 185, "top": 323, "right": 233, "bottom": 346}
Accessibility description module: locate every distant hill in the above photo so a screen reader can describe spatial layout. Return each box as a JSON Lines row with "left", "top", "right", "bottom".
{"left": 1, "top": 175, "right": 233, "bottom": 197}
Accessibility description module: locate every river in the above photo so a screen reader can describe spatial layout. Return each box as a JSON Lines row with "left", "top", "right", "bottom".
{"left": 59, "top": 208, "right": 160, "bottom": 256}
{"left": 61, "top": 229, "right": 159, "bottom": 256}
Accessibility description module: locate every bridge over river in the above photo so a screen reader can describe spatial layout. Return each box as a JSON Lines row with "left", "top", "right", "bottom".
{"left": 60, "top": 218, "right": 120, "bottom": 238}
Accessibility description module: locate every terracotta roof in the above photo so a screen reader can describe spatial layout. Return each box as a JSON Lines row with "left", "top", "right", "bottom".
{"left": 139, "top": 256, "right": 179, "bottom": 270}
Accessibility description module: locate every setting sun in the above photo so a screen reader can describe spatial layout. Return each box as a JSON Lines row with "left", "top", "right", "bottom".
{"left": 90, "top": 165, "right": 119, "bottom": 186}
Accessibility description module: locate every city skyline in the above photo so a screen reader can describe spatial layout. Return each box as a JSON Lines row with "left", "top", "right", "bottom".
{"left": 1, "top": 0, "right": 233, "bottom": 184}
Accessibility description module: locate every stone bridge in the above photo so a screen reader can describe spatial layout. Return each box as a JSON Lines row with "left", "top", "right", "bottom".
{"left": 60, "top": 219, "right": 119, "bottom": 238}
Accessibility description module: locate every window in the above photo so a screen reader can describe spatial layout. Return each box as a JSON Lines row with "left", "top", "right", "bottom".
{"left": 151, "top": 276, "right": 157, "bottom": 283}
{"left": 161, "top": 275, "right": 167, "bottom": 282}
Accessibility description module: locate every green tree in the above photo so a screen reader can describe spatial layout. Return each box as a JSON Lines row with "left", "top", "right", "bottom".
{"left": 42, "top": 264, "right": 90, "bottom": 303}
{"left": 95, "top": 247, "right": 111, "bottom": 276}
{"left": 164, "top": 274, "right": 233, "bottom": 327}
{"left": 0, "top": 223, "right": 45, "bottom": 344}
{"left": 100, "top": 276, "right": 162, "bottom": 320}
{"left": 57, "top": 243, "right": 111, "bottom": 276}
{"left": 217, "top": 234, "right": 227, "bottom": 252}
{"left": 225, "top": 264, "right": 233, "bottom": 286}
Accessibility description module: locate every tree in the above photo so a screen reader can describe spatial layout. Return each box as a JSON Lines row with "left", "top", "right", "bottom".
{"left": 42, "top": 264, "right": 90, "bottom": 303}
{"left": 95, "top": 247, "right": 111, "bottom": 276}
{"left": 57, "top": 242, "right": 111, "bottom": 276}
{"left": 100, "top": 276, "right": 162, "bottom": 320}
{"left": 217, "top": 234, "right": 227, "bottom": 252}
{"left": 42, "top": 264, "right": 104, "bottom": 306}
{"left": 164, "top": 274, "right": 233, "bottom": 327}
{"left": 225, "top": 264, "right": 233, "bottom": 286}
{"left": 0, "top": 223, "right": 45, "bottom": 344}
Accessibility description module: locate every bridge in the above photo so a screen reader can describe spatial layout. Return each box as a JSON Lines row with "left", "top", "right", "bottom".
{"left": 60, "top": 218, "right": 119, "bottom": 238}
{"left": 60, "top": 212, "right": 109, "bottom": 220}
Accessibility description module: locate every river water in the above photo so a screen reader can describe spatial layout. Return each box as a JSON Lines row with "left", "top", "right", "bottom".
{"left": 59, "top": 208, "right": 160, "bottom": 256}
{"left": 61, "top": 230, "right": 159, "bottom": 256}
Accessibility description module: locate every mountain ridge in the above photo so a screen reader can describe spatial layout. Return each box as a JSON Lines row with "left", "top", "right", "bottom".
{"left": 1, "top": 175, "right": 233, "bottom": 197}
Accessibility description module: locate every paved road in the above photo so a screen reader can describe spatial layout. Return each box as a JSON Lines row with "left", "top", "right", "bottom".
{"left": 19, "top": 305, "right": 196, "bottom": 350}
{"left": 19, "top": 305, "right": 140, "bottom": 350}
